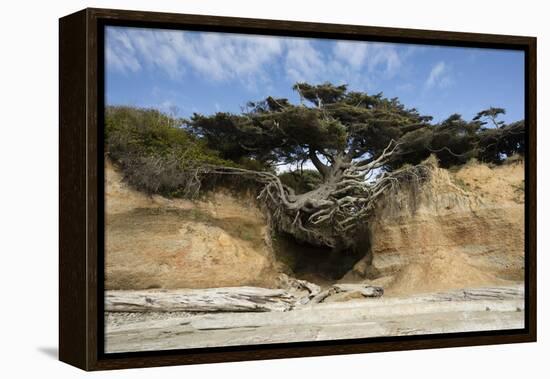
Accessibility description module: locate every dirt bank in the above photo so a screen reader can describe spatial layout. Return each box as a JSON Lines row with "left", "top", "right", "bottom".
{"left": 105, "top": 160, "right": 284, "bottom": 290}
{"left": 346, "top": 158, "right": 524, "bottom": 295}
{"left": 106, "top": 158, "right": 524, "bottom": 294}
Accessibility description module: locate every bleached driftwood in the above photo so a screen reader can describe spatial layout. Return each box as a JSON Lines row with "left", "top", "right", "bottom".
{"left": 105, "top": 287, "right": 296, "bottom": 313}
{"left": 105, "top": 281, "right": 384, "bottom": 313}
{"left": 105, "top": 284, "right": 524, "bottom": 353}
{"left": 106, "top": 284, "right": 518, "bottom": 315}
{"left": 333, "top": 284, "right": 385, "bottom": 297}
{"left": 422, "top": 286, "right": 524, "bottom": 302}
{"left": 277, "top": 274, "right": 322, "bottom": 305}
{"left": 309, "top": 283, "right": 384, "bottom": 304}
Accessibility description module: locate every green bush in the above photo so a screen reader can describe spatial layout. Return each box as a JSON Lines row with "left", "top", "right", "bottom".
{"left": 105, "top": 106, "right": 239, "bottom": 197}
{"left": 106, "top": 106, "right": 229, "bottom": 164}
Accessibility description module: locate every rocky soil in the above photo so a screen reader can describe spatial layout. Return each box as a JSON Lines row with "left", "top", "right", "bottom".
{"left": 105, "top": 160, "right": 284, "bottom": 290}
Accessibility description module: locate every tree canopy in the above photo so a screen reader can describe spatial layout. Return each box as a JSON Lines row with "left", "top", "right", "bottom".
{"left": 188, "top": 82, "right": 434, "bottom": 175}
{"left": 188, "top": 83, "right": 523, "bottom": 174}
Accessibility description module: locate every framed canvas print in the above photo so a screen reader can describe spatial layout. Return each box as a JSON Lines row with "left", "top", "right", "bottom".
{"left": 59, "top": 8, "right": 536, "bottom": 371}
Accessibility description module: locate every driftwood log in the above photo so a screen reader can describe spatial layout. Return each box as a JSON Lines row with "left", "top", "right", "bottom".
{"left": 105, "top": 287, "right": 296, "bottom": 313}
{"left": 276, "top": 274, "right": 322, "bottom": 305}
{"left": 420, "top": 286, "right": 524, "bottom": 302}
{"left": 105, "top": 282, "right": 384, "bottom": 313}
{"left": 309, "top": 283, "right": 384, "bottom": 304}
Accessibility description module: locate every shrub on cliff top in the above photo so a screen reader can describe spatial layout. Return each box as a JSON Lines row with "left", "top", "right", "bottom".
{"left": 105, "top": 106, "right": 264, "bottom": 197}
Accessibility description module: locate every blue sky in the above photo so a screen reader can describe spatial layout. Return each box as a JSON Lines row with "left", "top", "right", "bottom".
{"left": 105, "top": 26, "right": 525, "bottom": 124}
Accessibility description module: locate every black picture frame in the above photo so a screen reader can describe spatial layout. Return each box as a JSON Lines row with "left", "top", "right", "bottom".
{"left": 59, "top": 7, "right": 537, "bottom": 371}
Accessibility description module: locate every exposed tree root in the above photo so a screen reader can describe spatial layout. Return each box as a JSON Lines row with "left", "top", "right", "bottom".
{"left": 180, "top": 141, "right": 429, "bottom": 257}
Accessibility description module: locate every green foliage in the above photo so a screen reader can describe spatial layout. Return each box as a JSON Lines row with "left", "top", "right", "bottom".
{"left": 188, "top": 82, "right": 524, "bottom": 171}
{"left": 392, "top": 113, "right": 525, "bottom": 168}
{"left": 293, "top": 82, "right": 347, "bottom": 106}
{"left": 477, "top": 120, "right": 525, "bottom": 164}
{"left": 473, "top": 107, "right": 506, "bottom": 127}
{"left": 188, "top": 83, "right": 432, "bottom": 169}
{"left": 106, "top": 106, "right": 228, "bottom": 165}
{"left": 105, "top": 106, "right": 237, "bottom": 196}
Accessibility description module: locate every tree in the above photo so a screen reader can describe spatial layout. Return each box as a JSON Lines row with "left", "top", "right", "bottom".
{"left": 392, "top": 108, "right": 525, "bottom": 167}
{"left": 105, "top": 89, "right": 525, "bottom": 258}
{"left": 474, "top": 108, "right": 525, "bottom": 163}
{"left": 396, "top": 113, "right": 481, "bottom": 168}
{"left": 187, "top": 83, "right": 432, "bottom": 253}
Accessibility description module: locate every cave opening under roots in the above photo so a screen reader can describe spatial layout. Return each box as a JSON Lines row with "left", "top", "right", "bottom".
{"left": 272, "top": 231, "right": 368, "bottom": 285}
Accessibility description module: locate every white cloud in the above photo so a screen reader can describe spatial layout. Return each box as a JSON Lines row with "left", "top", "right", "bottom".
{"left": 106, "top": 27, "right": 410, "bottom": 91}
{"left": 105, "top": 29, "right": 141, "bottom": 73}
{"left": 366, "top": 44, "right": 402, "bottom": 77}
{"left": 333, "top": 41, "right": 368, "bottom": 70}
{"left": 333, "top": 41, "right": 402, "bottom": 78}
{"left": 283, "top": 39, "right": 405, "bottom": 88}
{"left": 172, "top": 32, "right": 283, "bottom": 83}
{"left": 106, "top": 27, "right": 283, "bottom": 84}
{"left": 284, "top": 39, "right": 326, "bottom": 82}
{"left": 425, "top": 61, "right": 453, "bottom": 89}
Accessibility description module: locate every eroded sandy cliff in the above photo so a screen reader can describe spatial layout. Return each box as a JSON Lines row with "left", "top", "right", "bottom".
{"left": 105, "top": 158, "right": 524, "bottom": 294}
{"left": 105, "top": 160, "right": 283, "bottom": 290}
{"left": 349, "top": 157, "right": 525, "bottom": 295}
